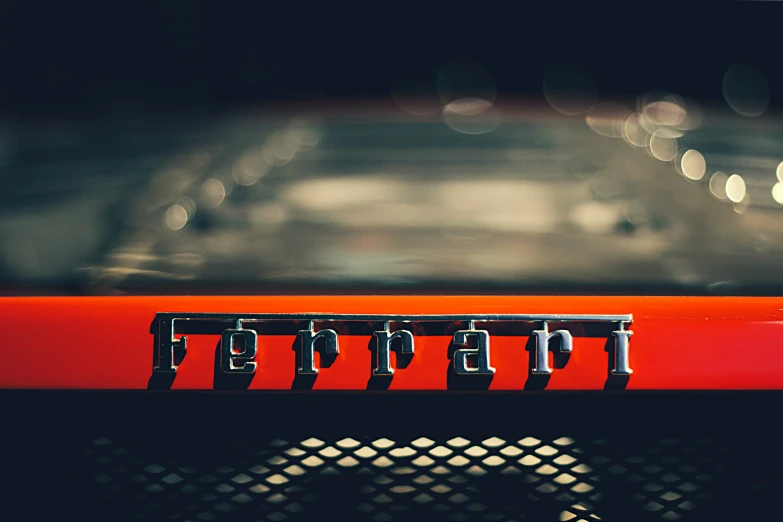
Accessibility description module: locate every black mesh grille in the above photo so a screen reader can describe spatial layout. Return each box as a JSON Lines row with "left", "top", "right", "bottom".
{"left": 1, "top": 392, "right": 779, "bottom": 521}
{"left": 85, "top": 434, "right": 726, "bottom": 522}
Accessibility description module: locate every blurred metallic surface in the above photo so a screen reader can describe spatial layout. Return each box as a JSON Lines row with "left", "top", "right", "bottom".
{"left": 1, "top": 101, "right": 783, "bottom": 295}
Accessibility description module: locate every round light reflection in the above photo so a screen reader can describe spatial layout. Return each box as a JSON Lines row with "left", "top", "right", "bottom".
{"left": 723, "top": 63, "right": 770, "bottom": 117}
{"left": 649, "top": 130, "right": 678, "bottom": 161}
{"left": 202, "top": 178, "right": 226, "bottom": 208}
{"left": 165, "top": 204, "right": 188, "bottom": 230}
{"left": 233, "top": 148, "right": 269, "bottom": 186}
{"left": 262, "top": 133, "right": 297, "bottom": 166}
{"left": 437, "top": 63, "right": 496, "bottom": 104}
{"left": 680, "top": 150, "right": 706, "bottom": 180}
{"left": 443, "top": 98, "right": 501, "bottom": 135}
{"left": 725, "top": 174, "right": 746, "bottom": 203}
{"left": 542, "top": 66, "right": 598, "bottom": 116}
{"left": 391, "top": 71, "right": 441, "bottom": 116}
{"left": 286, "top": 116, "right": 323, "bottom": 151}
{"left": 175, "top": 196, "right": 196, "bottom": 218}
{"left": 585, "top": 103, "right": 632, "bottom": 138}
{"left": 709, "top": 172, "right": 729, "bottom": 199}
{"left": 623, "top": 114, "right": 651, "bottom": 148}
{"left": 644, "top": 100, "right": 686, "bottom": 127}
{"left": 772, "top": 182, "right": 783, "bottom": 205}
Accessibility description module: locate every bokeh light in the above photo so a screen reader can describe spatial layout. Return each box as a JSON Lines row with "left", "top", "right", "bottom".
{"left": 262, "top": 132, "right": 297, "bottom": 166}
{"left": 175, "top": 196, "right": 196, "bottom": 219}
{"left": 585, "top": 103, "right": 632, "bottom": 138}
{"left": 725, "top": 174, "right": 746, "bottom": 203}
{"left": 443, "top": 98, "right": 502, "bottom": 135}
{"left": 622, "top": 114, "right": 651, "bottom": 148}
{"left": 649, "top": 130, "right": 678, "bottom": 161}
{"left": 709, "top": 172, "right": 729, "bottom": 199}
{"left": 232, "top": 148, "right": 269, "bottom": 186}
{"left": 5, "top": 9, "right": 783, "bottom": 299}
{"left": 286, "top": 117, "right": 323, "bottom": 151}
{"left": 569, "top": 201, "right": 621, "bottom": 234}
{"left": 771, "top": 182, "right": 783, "bottom": 205}
{"left": 391, "top": 70, "right": 441, "bottom": 116}
{"left": 201, "top": 178, "right": 226, "bottom": 208}
{"left": 437, "top": 63, "right": 496, "bottom": 104}
{"left": 640, "top": 91, "right": 687, "bottom": 127}
{"left": 542, "top": 66, "right": 598, "bottom": 116}
{"left": 680, "top": 150, "right": 706, "bottom": 181}
{"left": 164, "top": 204, "right": 188, "bottom": 230}
{"left": 723, "top": 63, "right": 770, "bottom": 117}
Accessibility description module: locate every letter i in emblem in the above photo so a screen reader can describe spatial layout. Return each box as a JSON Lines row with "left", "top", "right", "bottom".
{"left": 611, "top": 322, "right": 633, "bottom": 375}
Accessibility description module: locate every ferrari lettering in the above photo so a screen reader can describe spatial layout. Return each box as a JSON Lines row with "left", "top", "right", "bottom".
{"left": 153, "top": 312, "right": 633, "bottom": 380}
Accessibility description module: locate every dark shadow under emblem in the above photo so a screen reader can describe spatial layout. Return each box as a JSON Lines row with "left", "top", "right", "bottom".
{"left": 147, "top": 372, "right": 176, "bottom": 390}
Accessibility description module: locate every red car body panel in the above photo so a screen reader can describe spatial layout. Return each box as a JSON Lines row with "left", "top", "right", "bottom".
{"left": 1, "top": 295, "right": 779, "bottom": 390}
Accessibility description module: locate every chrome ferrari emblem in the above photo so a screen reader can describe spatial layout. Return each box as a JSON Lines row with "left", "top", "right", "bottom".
{"left": 153, "top": 313, "right": 633, "bottom": 379}
{"left": 297, "top": 321, "right": 339, "bottom": 375}
{"left": 373, "top": 322, "right": 415, "bottom": 376}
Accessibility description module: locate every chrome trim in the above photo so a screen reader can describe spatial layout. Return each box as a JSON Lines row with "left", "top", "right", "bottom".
{"left": 157, "top": 313, "right": 632, "bottom": 322}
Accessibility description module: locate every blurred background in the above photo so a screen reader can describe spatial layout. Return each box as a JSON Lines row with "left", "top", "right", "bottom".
{"left": 1, "top": 2, "right": 783, "bottom": 295}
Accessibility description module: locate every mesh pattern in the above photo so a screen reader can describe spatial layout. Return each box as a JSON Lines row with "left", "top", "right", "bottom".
{"left": 2, "top": 392, "right": 776, "bottom": 522}
{"left": 85, "top": 434, "right": 725, "bottom": 522}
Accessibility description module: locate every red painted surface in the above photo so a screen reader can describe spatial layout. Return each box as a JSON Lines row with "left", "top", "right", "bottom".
{"left": 0, "top": 296, "right": 780, "bottom": 390}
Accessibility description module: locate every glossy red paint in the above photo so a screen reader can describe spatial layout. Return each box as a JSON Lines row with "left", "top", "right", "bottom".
{"left": 0, "top": 296, "right": 780, "bottom": 390}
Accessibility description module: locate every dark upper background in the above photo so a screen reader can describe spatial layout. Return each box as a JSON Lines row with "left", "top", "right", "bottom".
{"left": 2, "top": 2, "right": 783, "bottom": 295}
{"left": 0, "top": 3, "right": 780, "bottom": 118}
